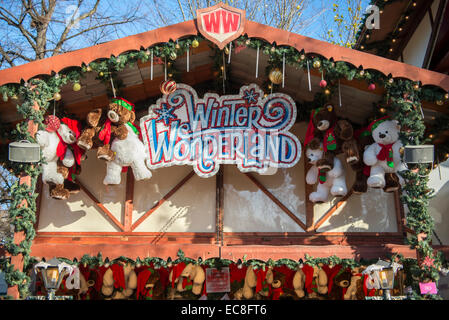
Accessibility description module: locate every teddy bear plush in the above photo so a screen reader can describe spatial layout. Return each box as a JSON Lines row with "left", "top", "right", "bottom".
{"left": 36, "top": 116, "right": 84, "bottom": 200}
{"left": 98, "top": 98, "right": 153, "bottom": 185}
{"left": 101, "top": 261, "right": 137, "bottom": 299}
{"left": 301, "top": 263, "right": 328, "bottom": 299}
{"left": 344, "top": 267, "right": 366, "bottom": 300}
{"left": 270, "top": 267, "right": 298, "bottom": 300}
{"left": 363, "top": 117, "right": 404, "bottom": 192}
{"left": 304, "top": 104, "right": 360, "bottom": 172}
{"left": 168, "top": 262, "right": 206, "bottom": 298}
{"left": 305, "top": 140, "right": 348, "bottom": 203}
{"left": 136, "top": 267, "right": 166, "bottom": 300}
{"left": 237, "top": 265, "right": 273, "bottom": 300}
{"left": 292, "top": 266, "right": 306, "bottom": 298}
{"left": 326, "top": 266, "right": 352, "bottom": 300}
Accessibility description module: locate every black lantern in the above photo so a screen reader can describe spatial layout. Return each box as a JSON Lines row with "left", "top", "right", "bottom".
{"left": 34, "top": 258, "right": 72, "bottom": 300}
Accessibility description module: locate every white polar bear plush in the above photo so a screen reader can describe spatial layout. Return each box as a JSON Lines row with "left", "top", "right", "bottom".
{"left": 306, "top": 143, "right": 348, "bottom": 203}
{"left": 363, "top": 118, "right": 405, "bottom": 190}
{"left": 36, "top": 116, "right": 82, "bottom": 199}
{"left": 103, "top": 116, "right": 152, "bottom": 185}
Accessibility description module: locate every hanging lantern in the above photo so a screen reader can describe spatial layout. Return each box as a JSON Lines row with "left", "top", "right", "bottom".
{"left": 160, "top": 79, "right": 177, "bottom": 95}
{"left": 53, "top": 92, "right": 62, "bottom": 101}
{"left": 169, "top": 51, "right": 177, "bottom": 60}
{"left": 368, "top": 83, "right": 376, "bottom": 91}
{"left": 9, "top": 140, "right": 41, "bottom": 163}
{"left": 319, "top": 79, "right": 327, "bottom": 88}
{"left": 313, "top": 60, "right": 321, "bottom": 69}
{"left": 268, "top": 68, "right": 283, "bottom": 85}
{"left": 73, "top": 83, "right": 81, "bottom": 92}
{"left": 192, "top": 39, "right": 199, "bottom": 48}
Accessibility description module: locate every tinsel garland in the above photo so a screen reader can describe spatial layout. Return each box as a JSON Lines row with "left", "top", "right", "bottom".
{"left": 0, "top": 33, "right": 447, "bottom": 299}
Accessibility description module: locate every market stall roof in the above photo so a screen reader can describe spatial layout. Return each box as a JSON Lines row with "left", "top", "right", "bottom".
{"left": 0, "top": 14, "right": 448, "bottom": 127}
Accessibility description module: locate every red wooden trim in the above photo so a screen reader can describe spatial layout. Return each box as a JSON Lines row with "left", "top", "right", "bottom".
{"left": 77, "top": 180, "right": 125, "bottom": 232}
{"left": 36, "top": 232, "right": 216, "bottom": 237}
{"left": 124, "top": 168, "right": 134, "bottom": 232}
{"left": 304, "top": 162, "right": 315, "bottom": 232}
{"left": 223, "top": 232, "right": 403, "bottom": 236}
{"left": 244, "top": 172, "right": 307, "bottom": 231}
{"left": 310, "top": 190, "right": 353, "bottom": 232}
{"left": 131, "top": 170, "right": 195, "bottom": 231}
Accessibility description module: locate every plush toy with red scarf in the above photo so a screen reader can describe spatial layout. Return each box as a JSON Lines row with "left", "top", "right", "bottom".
{"left": 36, "top": 115, "right": 85, "bottom": 200}
{"left": 136, "top": 267, "right": 167, "bottom": 300}
{"left": 304, "top": 104, "right": 359, "bottom": 173}
{"left": 363, "top": 117, "right": 404, "bottom": 192}
{"left": 101, "top": 260, "right": 137, "bottom": 299}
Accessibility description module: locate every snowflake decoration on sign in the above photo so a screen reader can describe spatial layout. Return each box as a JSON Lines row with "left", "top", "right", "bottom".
{"left": 154, "top": 103, "right": 178, "bottom": 125}
{"left": 242, "top": 88, "right": 260, "bottom": 105}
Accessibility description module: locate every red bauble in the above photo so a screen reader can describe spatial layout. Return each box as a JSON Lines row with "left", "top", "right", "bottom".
{"left": 160, "top": 80, "right": 177, "bottom": 95}
{"left": 44, "top": 115, "right": 60, "bottom": 132}
{"left": 319, "top": 79, "right": 327, "bottom": 88}
{"left": 368, "top": 83, "right": 376, "bottom": 91}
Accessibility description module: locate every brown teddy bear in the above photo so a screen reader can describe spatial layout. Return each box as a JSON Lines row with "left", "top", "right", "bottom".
{"left": 294, "top": 263, "right": 328, "bottom": 299}
{"left": 136, "top": 267, "right": 166, "bottom": 300}
{"left": 235, "top": 265, "right": 273, "bottom": 300}
{"left": 327, "top": 266, "right": 352, "bottom": 300}
{"left": 344, "top": 267, "right": 366, "bottom": 300}
{"left": 168, "top": 262, "right": 206, "bottom": 299}
{"left": 304, "top": 104, "right": 360, "bottom": 173}
{"left": 270, "top": 267, "right": 298, "bottom": 300}
{"left": 101, "top": 260, "right": 137, "bottom": 299}
{"left": 77, "top": 98, "right": 134, "bottom": 161}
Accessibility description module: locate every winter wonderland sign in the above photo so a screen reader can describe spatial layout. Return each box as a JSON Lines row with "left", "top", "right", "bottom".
{"left": 140, "top": 83, "right": 301, "bottom": 178}
{"left": 196, "top": 2, "right": 245, "bottom": 50}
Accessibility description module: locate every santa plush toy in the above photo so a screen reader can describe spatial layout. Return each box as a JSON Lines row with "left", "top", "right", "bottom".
{"left": 36, "top": 115, "right": 85, "bottom": 200}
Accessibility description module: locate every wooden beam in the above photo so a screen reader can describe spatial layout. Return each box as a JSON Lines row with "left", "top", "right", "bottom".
{"left": 78, "top": 180, "right": 125, "bottom": 232}
{"left": 215, "top": 167, "right": 224, "bottom": 246}
{"left": 304, "top": 162, "right": 315, "bottom": 232}
{"left": 393, "top": 187, "right": 404, "bottom": 234}
{"left": 244, "top": 172, "right": 307, "bottom": 231}
{"left": 131, "top": 170, "right": 195, "bottom": 231}
{"left": 124, "top": 168, "right": 135, "bottom": 232}
{"left": 310, "top": 190, "right": 353, "bottom": 232}
{"left": 423, "top": 0, "right": 448, "bottom": 69}
{"left": 33, "top": 176, "right": 43, "bottom": 231}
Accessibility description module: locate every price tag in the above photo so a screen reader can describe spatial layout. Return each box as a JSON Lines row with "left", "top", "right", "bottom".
{"left": 420, "top": 282, "right": 437, "bottom": 295}
{"left": 205, "top": 267, "right": 230, "bottom": 293}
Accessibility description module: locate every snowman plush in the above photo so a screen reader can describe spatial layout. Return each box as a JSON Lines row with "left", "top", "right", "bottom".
{"left": 363, "top": 117, "right": 404, "bottom": 191}
{"left": 305, "top": 141, "right": 348, "bottom": 203}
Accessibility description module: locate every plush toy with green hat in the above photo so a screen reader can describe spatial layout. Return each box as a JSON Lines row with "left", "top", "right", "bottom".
{"left": 101, "top": 97, "right": 152, "bottom": 185}
{"left": 363, "top": 116, "right": 404, "bottom": 192}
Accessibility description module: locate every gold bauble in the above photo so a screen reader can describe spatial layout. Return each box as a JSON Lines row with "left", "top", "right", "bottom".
{"left": 169, "top": 51, "right": 177, "bottom": 60}
{"left": 191, "top": 39, "right": 199, "bottom": 48}
{"left": 99, "top": 71, "right": 104, "bottom": 77}
{"left": 313, "top": 60, "right": 321, "bottom": 69}
{"left": 268, "top": 68, "right": 283, "bottom": 85}
{"left": 436, "top": 100, "right": 444, "bottom": 106}
{"left": 224, "top": 46, "right": 229, "bottom": 55}
{"left": 73, "top": 83, "right": 81, "bottom": 92}
{"left": 245, "top": 39, "right": 251, "bottom": 45}
{"left": 175, "top": 43, "right": 181, "bottom": 50}
{"left": 445, "top": 93, "right": 449, "bottom": 100}
{"left": 54, "top": 92, "right": 62, "bottom": 101}
{"left": 324, "top": 88, "right": 331, "bottom": 95}
{"left": 86, "top": 65, "right": 92, "bottom": 72}
{"left": 399, "top": 147, "right": 404, "bottom": 156}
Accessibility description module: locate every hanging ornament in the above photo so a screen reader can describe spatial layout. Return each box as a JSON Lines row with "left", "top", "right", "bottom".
{"left": 271, "top": 46, "right": 276, "bottom": 53}
{"left": 359, "top": 70, "right": 365, "bottom": 76}
{"left": 388, "top": 78, "right": 394, "bottom": 84}
{"left": 2, "top": 93, "right": 8, "bottom": 102}
{"left": 245, "top": 39, "right": 251, "bottom": 45}
{"left": 11, "top": 94, "right": 18, "bottom": 100}
{"left": 313, "top": 60, "right": 321, "bottom": 69}
{"left": 73, "top": 83, "right": 81, "bottom": 92}
{"left": 53, "top": 92, "right": 62, "bottom": 101}
{"left": 44, "top": 115, "right": 61, "bottom": 132}
{"left": 224, "top": 46, "right": 230, "bottom": 55}
{"left": 86, "top": 65, "right": 92, "bottom": 72}
{"left": 300, "top": 54, "right": 306, "bottom": 60}
{"left": 160, "top": 79, "right": 177, "bottom": 95}
{"left": 169, "top": 51, "right": 177, "bottom": 61}
{"left": 319, "top": 79, "right": 327, "bottom": 88}
{"left": 324, "top": 88, "right": 331, "bottom": 95}
{"left": 368, "top": 83, "right": 376, "bottom": 91}
{"left": 175, "top": 42, "right": 181, "bottom": 50}
{"left": 436, "top": 100, "right": 444, "bottom": 106}
{"left": 268, "top": 68, "right": 283, "bottom": 85}
{"left": 414, "top": 83, "right": 420, "bottom": 90}
{"left": 99, "top": 71, "right": 104, "bottom": 77}
{"left": 192, "top": 39, "right": 199, "bottom": 48}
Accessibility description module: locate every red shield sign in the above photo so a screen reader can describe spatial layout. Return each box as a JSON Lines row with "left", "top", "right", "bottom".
{"left": 196, "top": 3, "right": 245, "bottom": 50}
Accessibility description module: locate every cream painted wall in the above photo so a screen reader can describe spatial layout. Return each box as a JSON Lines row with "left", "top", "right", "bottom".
{"left": 401, "top": 0, "right": 438, "bottom": 67}
{"left": 38, "top": 122, "right": 399, "bottom": 234}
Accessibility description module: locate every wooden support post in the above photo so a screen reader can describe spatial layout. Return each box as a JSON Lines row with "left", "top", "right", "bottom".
{"left": 216, "top": 167, "right": 224, "bottom": 247}
{"left": 304, "top": 162, "right": 315, "bottom": 232}
{"left": 124, "top": 168, "right": 134, "bottom": 232}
